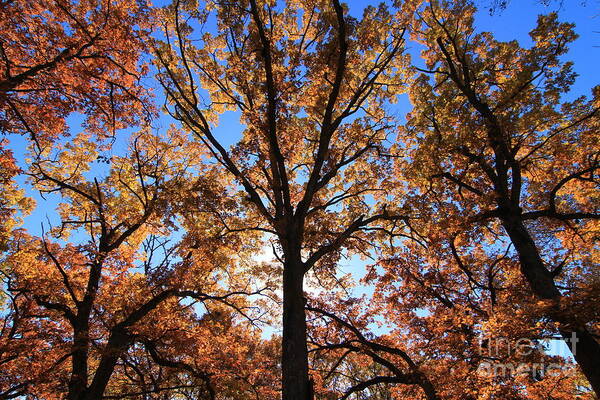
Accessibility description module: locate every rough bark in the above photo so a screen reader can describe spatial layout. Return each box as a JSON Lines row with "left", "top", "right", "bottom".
{"left": 67, "top": 324, "right": 89, "bottom": 400}
{"left": 84, "top": 328, "right": 132, "bottom": 400}
{"left": 282, "top": 259, "right": 311, "bottom": 400}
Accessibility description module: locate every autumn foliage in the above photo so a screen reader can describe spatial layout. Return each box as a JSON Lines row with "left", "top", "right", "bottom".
{"left": 0, "top": 0, "right": 598, "bottom": 399}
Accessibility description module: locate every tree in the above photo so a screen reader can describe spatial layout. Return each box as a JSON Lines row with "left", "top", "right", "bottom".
{"left": 154, "top": 0, "right": 412, "bottom": 398}
{"left": 3, "top": 0, "right": 599, "bottom": 398}
{"left": 397, "top": 0, "right": 600, "bottom": 393}
{"left": 2, "top": 128, "right": 269, "bottom": 400}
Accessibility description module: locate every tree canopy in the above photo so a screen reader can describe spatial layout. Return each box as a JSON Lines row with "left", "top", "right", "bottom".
{"left": 0, "top": 0, "right": 598, "bottom": 399}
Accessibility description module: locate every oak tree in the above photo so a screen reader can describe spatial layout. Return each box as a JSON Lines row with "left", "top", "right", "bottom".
{"left": 397, "top": 0, "right": 600, "bottom": 393}
{"left": 2, "top": 129, "right": 269, "bottom": 399}
{"left": 154, "top": 0, "right": 411, "bottom": 397}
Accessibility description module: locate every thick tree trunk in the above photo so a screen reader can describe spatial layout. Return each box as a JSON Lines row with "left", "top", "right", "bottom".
{"left": 65, "top": 327, "right": 131, "bottom": 400}
{"left": 282, "top": 258, "right": 311, "bottom": 400}
{"left": 84, "top": 329, "right": 132, "bottom": 400}
{"left": 502, "top": 216, "right": 600, "bottom": 394}
{"left": 67, "top": 326, "right": 89, "bottom": 400}
{"left": 420, "top": 376, "right": 440, "bottom": 400}
{"left": 501, "top": 216, "right": 560, "bottom": 299}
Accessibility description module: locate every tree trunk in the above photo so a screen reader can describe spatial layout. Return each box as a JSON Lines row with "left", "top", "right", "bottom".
{"left": 84, "top": 328, "right": 132, "bottom": 400}
{"left": 67, "top": 325, "right": 89, "bottom": 400}
{"left": 502, "top": 216, "right": 600, "bottom": 394}
{"left": 282, "top": 257, "right": 311, "bottom": 400}
{"left": 419, "top": 375, "right": 440, "bottom": 400}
